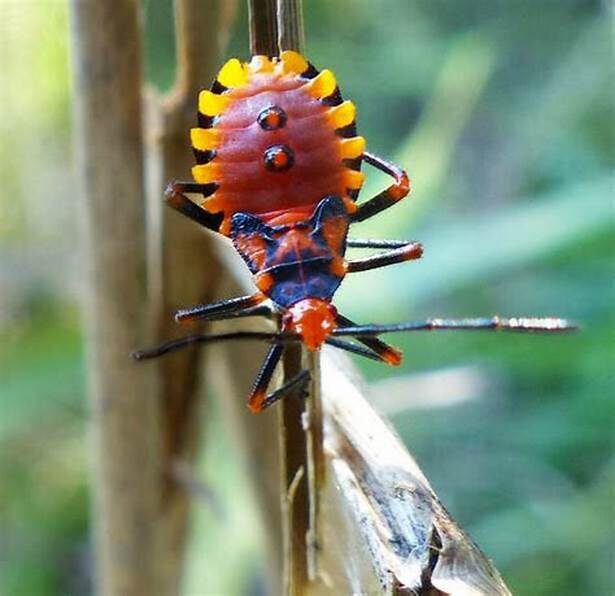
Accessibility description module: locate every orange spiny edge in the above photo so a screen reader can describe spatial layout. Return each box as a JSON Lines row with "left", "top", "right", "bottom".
{"left": 280, "top": 50, "right": 309, "bottom": 75}
{"left": 390, "top": 172, "right": 411, "bottom": 201}
{"left": 327, "top": 101, "right": 356, "bottom": 130}
{"left": 306, "top": 69, "right": 337, "bottom": 99}
{"left": 192, "top": 163, "right": 222, "bottom": 185}
{"left": 343, "top": 169, "right": 365, "bottom": 190}
{"left": 191, "top": 127, "right": 220, "bottom": 151}
{"left": 217, "top": 58, "right": 248, "bottom": 88}
{"left": 198, "top": 90, "right": 231, "bottom": 117}
{"left": 339, "top": 137, "right": 366, "bottom": 160}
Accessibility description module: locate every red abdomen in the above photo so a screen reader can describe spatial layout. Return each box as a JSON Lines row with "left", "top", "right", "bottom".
{"left": 190, "top": 53, "right": 366, "bottom": 234}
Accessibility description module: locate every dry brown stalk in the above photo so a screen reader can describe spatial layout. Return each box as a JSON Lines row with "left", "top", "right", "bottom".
{"left": 246, "top": 1, "right": 327, "bottom": 593}
{"left": 70, "top": 1, "right": 162, "bottom": 593}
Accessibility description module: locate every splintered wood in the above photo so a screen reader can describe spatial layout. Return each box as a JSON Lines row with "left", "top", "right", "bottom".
{"left": 315, "top": 349, "right": 511, "bottom": 595}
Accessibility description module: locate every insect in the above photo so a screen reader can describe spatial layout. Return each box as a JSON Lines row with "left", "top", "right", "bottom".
{"left": 133, "top": 52, "right": 573, "bottom": 413}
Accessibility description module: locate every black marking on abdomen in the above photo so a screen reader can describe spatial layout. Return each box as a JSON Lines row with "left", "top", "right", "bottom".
{"left": 193, "top": 148, "right": 217, "bottom": 164}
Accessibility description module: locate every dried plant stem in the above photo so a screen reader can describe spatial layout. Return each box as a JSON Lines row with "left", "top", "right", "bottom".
{"left": 277, "top": 343, "right": 308, "bottom": 591}
{"left": 247, "top": 1, "right": 324, "bottom": 593}
{"left": 303, "top": 350, "right": 324, "bottom": 580}
{"left": 146, "top": 1, "right": 240, "bottom": 593}
{"left": 249, "top": 0, "right": 278, "bottom": 56}
{"left": 70, "top": 1, "right": 162, "bottom": 594}
{"left": 277, "top": 0, "right": 305, "bottom": 51}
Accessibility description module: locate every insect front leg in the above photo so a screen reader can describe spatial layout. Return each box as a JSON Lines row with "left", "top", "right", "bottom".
{"left": 346, "top": 241, "right": 423, "bottom": 273}
{"left": 350, "top": 151, "right": 411, "bottom": 223}
{"left": 165, "top": 180, "right": 223, "bottom": 232}
{"left": 174, "top": 293, "right": 267, "bottom": 324}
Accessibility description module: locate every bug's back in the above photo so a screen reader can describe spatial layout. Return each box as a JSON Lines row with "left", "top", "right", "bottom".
{"left": 191, "top": 53, "right": 366, "bottom": 233}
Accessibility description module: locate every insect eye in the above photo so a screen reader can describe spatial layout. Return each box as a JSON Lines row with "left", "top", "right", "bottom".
{"left": 257, "top": 105, "right": 287, "bottom": 130}
{"left": 264, "top": 144, "right": 294, "bottom": 172}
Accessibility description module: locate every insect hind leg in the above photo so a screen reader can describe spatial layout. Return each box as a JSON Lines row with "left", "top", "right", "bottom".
{"left": 335, "top": 313, "right": 403, "bottom": 365}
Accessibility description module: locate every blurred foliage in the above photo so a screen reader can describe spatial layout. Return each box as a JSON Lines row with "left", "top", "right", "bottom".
{"left": 1, "top": 0, "right": 613, "bottom": 594}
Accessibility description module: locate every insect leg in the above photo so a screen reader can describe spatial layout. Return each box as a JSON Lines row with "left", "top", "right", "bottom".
{"left": 346, "top": 238, "right": 416, "bottom": 249}
{"left": 332, "top": 317, "right": 577, "bottom": 337}
{"left": 346, "top": 241, "right": 423, "bottom": 273}
{"left": 336, "top": 314, "right": 403, "bottom": 365}
{"left": 165, "top": 180, "right": 223, "bottom": 232}
{"left": 257, "top": 370, "right": 311, "bottom": 412}
{"left": 247, "top": 346, "right": 311, "bottom": 413}
{"left": 325, "top": 337, "right": 388, "bottom": 363}
{"left": 350, "top": 151, "right": 411, "bottom": 223}
{"left": 175, "top": 293, "right": 266, "bottom": 324}
{"left": 131, "top": 330, "right": 285, "bottom": 361}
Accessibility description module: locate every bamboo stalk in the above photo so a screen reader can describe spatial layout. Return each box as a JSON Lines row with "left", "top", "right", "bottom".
{"left": 69, "top": 2, "right": 162, "bottom": 594}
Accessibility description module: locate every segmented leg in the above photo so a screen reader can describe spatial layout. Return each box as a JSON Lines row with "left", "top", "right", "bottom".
{"left": 131, "top": 330, "right": 283, "bottom": 361}
{"left": 346, "top": 238, "right": 416, "bottom": 249}
{"left": 325, "top": 337, "right": 390, "bottom": 363}
{"left": 346, "top": 241, "right": 423, "bottom": 273}
{"left": 175, "top": 293, "right": 266, "bottom": 324}
{"left": 336, "top": 314, "right": 403, "bottom": 365}
{"left": 257, "top": 370, "right": 311, "bottom": 412}
{"left": 247, "top": 346, "right": 311, "bottom": 413}
{"left": 350, "top": 151, "right": 411, "bottom": 223}
{"left": 332, "top": 316, "right": 577, "bottom": 337}
{"left": 165, "top": 180, "right": 223, "bottom": 232}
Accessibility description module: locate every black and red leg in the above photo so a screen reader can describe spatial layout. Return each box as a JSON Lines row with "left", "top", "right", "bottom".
{"left": 165, "top": 180, "right": 223, "bottom": 232}
{"left": 346, "top": 238, "right": 413, "bottom": 249}
{"left": 346, "top": 241, "right": 423, "bottom": 273}
{"left": 334, "top": 314, "right": 403, "bottom": 365}
{"left": 174, "top": 293, "right": 268, "bottom": 324}
{"left": 350, "top": 151, "right": 411, "bottom": 223}
{"left": 247, "top": 344, "right": 310, "bottom": 413}
{"left": 332, "top": 316, "right": 577, "bottom": 338}
{"left": 132, "top": 293, "right": 274, "bottom": 360}
{"left": 325, "top": 337, "right": 393, "bottom": 363}
{"left": 131, "top": 330, "right": 283, "bottom": 361}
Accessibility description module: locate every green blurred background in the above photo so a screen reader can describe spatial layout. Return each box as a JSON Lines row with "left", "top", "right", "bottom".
{"left": 1, "top": 1, "right": 613, "bottom": 594}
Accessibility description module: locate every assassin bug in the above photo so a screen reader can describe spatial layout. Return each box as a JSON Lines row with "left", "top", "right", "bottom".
{"left": 133, "top": 52, "right": 573, "bottom": 413}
